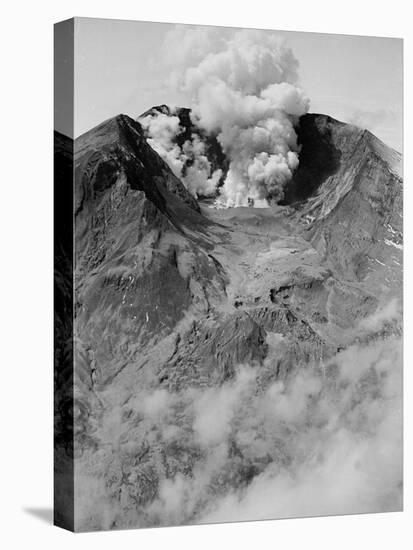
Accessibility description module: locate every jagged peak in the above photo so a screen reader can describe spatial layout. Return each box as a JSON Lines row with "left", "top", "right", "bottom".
{"left": 76, "top": 113, "right": 144, "bottom": 148}
{"left": 74, "top": 111, "right": 201, "bottom": 216}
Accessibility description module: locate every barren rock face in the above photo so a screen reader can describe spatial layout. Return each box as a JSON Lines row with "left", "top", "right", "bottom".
{"left": 287, "top": 114, "right": 402, "bottom": 288}
{"left": 60, "top": 110, "right": 402, "bottom": 530}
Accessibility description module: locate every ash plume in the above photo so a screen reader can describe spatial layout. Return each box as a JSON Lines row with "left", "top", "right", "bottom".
{"left": 143, "top": 26, "right": 309, "bottom": 207}
{"left": 139, "top": 111, "right": 223, "bottom": 198}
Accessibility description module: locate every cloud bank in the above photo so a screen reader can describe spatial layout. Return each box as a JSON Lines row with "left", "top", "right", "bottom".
{"left": 75, "top": 299, "right": 402, "bottom": 529}
{"left": 147, "top": 336, "right": 402, "bottom": 526}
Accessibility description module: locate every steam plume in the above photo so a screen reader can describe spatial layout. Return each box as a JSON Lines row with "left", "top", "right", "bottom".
{"left": 144, "top": 26, "right": 310, "bottom": 206}
{"left": 139, "top": 111, "right": 223, "bottom": 197}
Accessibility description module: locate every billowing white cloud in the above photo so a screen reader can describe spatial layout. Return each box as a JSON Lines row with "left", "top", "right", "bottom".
{"left": 139, "top": 112, "right": 185, "bottom": 178}
{"left": 143, "top": 26, "right": 310, "bottom": 207}
{"left": 139, "top": 111, "right": 222, "bottom": 198}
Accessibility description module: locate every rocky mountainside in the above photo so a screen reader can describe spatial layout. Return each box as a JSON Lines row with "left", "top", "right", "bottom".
{"left": 69, "top": 111, "right": 403, "bottom": 530}
{"left": 289, "top": 114, "right": 402, "bottom": 287}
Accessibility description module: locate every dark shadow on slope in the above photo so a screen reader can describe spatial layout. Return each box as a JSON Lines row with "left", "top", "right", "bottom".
{"left": 281, "top": 113, "right": 342, "bottom": 206}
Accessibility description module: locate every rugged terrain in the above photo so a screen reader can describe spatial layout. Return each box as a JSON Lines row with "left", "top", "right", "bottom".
{"left": 64, "top": 110, "right": 402, "bottom": 530}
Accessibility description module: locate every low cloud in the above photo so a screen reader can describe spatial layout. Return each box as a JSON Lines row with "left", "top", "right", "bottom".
{"left": 75, "top": 301, "right": 402, "bottom": 529}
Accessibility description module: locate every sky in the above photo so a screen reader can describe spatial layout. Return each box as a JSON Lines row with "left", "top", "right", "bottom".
{"left": 67, "top": 17, "right": 402, "bottom": 151}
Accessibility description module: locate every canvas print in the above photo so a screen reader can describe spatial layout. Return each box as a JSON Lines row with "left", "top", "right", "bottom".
{"left": 54, "top": 18, "right": 403, "bottom": 532}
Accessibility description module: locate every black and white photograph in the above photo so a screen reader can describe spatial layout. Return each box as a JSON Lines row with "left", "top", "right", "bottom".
{"left": 54, "top": 17, "right": 403, "bottom": 532}
{"left": 3, "top": 2, "right": 411, "bottom": 548}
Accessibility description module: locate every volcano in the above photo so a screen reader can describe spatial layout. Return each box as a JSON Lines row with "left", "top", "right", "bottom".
{"left": 55, "top": 109, "right": 402, "bottom": 531}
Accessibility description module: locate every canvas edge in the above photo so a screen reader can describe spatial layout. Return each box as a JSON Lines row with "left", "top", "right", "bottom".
{"left": 54, "top": 17, "right": 75, "bottom": 532}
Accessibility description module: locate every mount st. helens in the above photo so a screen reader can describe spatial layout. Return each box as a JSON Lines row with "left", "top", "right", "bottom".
{"left": 66, "top": 109, "right": 402, "bottom": 530}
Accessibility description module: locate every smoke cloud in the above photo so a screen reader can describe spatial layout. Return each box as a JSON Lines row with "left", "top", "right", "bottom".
{"left": 141, "top": 26, "right": 309, "bottom": 206}
{"left": 139, "top": 111, "right": 223, "bottom": 198}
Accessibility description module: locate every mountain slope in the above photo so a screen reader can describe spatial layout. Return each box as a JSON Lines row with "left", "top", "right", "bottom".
{"left": 286, "top": 114, "right": 402, "bottom": 289}
{"left": 74, "top": 115, "right": 228, "bottom": 387}
{"left": 71, "top": 111, "right": 403, "bottom": 530}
